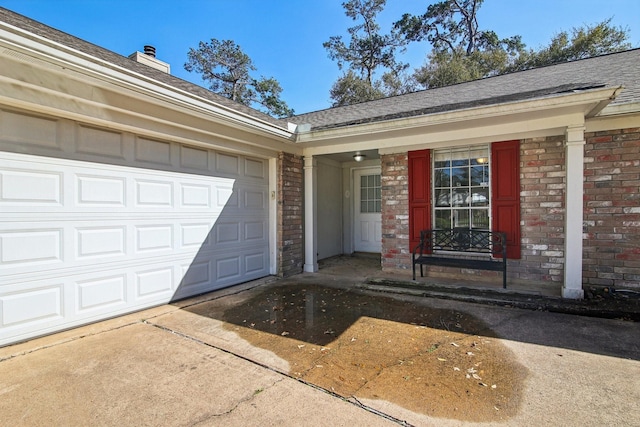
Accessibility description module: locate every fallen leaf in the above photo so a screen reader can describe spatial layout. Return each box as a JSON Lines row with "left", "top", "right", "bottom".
{"left": 479, "top": 382, "right": 488, "bottom": 387}
{"left": 437, "top": 358, "right": 447, "bottom": 362}
{"left": 472, "top": 373, "right": 482, "bottom": 380}
{"left": 453, "top": 367, "right": 460, "bottom": 371}
{"left": 451, "top": 342, "right": 459, "bottom": 347}
{"left": 297, "top": 344, "right": 305, "bottom": 349}
{"left": 467, "top": 352, "right": 474, "bottom": 356}
{"left": 281, "top": 331, "right": 289, "bottom": 336}
{"left": 491, "top": 384, "right": 497, "bottom": 389}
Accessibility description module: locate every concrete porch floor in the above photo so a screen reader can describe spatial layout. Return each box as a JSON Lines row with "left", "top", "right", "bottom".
{"left": 321, "top": 253, "right": 562, "bottom": 297}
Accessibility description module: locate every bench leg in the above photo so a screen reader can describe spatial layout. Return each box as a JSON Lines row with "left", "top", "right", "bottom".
{"left": 503, "top": 266, "right": 507, "bottom": 289}
{"left": 412, "top": 263, "right": 416, "bottom": 280}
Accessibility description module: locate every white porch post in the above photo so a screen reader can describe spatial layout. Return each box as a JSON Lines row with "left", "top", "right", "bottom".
{"left": 304, "top": 155, "right": 318, "bottom": 272}
{"left": 563, "top": 124, "right": 586, "bottom": 299}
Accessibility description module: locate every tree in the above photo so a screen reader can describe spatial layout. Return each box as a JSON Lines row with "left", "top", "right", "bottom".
{"left": 506, "top": 18, "right": 632, "bottom": 72}
{"left": 185, "top": 38, "right": 293, "bottom": 118}
{"left": 396, "top": 1, "right": 632, "bottom": 89}
{"left": 395, "top": 0, "right": 524, "bottom": 89}
{"left": 324, "top": 0, "right": 408, "bottom": 106}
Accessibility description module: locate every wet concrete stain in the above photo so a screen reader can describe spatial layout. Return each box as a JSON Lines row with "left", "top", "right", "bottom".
{"left": 189, "top": 283, "right": 527, "bottom": 423}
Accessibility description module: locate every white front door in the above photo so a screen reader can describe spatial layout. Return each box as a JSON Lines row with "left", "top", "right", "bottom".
{"left": 354, "top": 168, "right": 382, "bottom": 253}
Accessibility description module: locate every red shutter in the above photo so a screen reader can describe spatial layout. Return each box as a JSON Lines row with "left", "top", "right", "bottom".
{"left": 491, "top": 140, "right": 521, "bottom": 259}
{"left": 408, "top": 149, "right": 431, "bottom": 251}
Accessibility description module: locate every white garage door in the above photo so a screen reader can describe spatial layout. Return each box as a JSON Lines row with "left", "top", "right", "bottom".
{"left": 0, "top": 113, "right": 270, "bottom": 346}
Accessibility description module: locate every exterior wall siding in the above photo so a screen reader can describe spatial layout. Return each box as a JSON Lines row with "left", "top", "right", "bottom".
{"left": 277, "top": 152, "right": 303, "bottom": 277}
{"left": 516, "top": 136, "right": 567, "bottom": 284}
{"left": 583, "top": 127, "right": 640, "bottom": 290}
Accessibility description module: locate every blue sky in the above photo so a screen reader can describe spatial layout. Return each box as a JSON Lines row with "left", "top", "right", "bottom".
{"left": 2, "top": 0, "right": 639, "bottom": 114}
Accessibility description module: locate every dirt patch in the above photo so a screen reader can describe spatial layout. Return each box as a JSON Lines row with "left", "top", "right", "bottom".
{"left": 212, "top": 284, "right": 527, "bottom": 423}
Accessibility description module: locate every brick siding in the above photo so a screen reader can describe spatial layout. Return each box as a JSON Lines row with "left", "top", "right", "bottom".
{"left": 277, "top": 152, "right": 303, "bottom": 277}
{"left": 517, "top": 136, "right": 566, "bottom": 283}
{"left": 583, "top": 127, "right": 640, "bottom": 289}
{"left": 381, "top": 153, "right": 411, "bottom": 270}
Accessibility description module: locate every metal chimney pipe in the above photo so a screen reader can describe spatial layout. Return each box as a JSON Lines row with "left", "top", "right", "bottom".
{"left": 143, "top": 45, "right": 156, "bottom": 57}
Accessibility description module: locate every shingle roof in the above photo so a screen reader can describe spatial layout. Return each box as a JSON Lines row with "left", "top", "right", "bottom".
{"left": 288, "top": 48, "right": 640, "bottom": 131}
{"left": 0, "top": 7, "right": 287, "bottom": 130}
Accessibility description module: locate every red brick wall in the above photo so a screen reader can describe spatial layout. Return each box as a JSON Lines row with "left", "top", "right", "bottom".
{"left": 277, "top": 152, "right": 303, "bottom": 277}
{"left": 381, "top": 153, "right": 411, "bottom": 270}
{"left": 583, "top": 127, "right": 640, "bottom": 289}
{"left": 517, "top": 136, "right": 566, "bottom": 283}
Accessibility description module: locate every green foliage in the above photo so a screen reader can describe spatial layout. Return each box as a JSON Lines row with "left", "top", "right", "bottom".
{"left": 506, "top": 18, "right": 632, "bottom": 72}
{"left": 185, "top": 38, "right": 293, "bottom": 118}
{"left": 329, "top": 70, "right": 386, "bottom": 107}
{"left": 324, "top": 0, "right": 410, "bottom": 106}
{"left": 395, "top": 0, "right": 632, "bottom": 90}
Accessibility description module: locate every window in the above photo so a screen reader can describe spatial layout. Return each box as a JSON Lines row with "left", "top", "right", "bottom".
{"left": 409, "top": 141, "right": 521, "bottom": 258}
{"left": 433, "top": 146, "right": 490, "bottom": 230}
{"left": 360, "top": 174, "right": 381, "bottom": 213}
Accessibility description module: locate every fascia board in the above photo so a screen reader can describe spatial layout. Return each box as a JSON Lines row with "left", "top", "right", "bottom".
{"left": 0, "top": 23, "right": 294, "bottom": 141}
{"left": 295, "top": 87, "right": 619, "bottom": 144}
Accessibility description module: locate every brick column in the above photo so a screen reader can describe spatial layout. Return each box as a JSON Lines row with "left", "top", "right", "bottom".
{"left": 380, "top": 153, "right": 411, "bottom": 271}
{"left": 277, "top": 152, "right": 303, "bottom": 277}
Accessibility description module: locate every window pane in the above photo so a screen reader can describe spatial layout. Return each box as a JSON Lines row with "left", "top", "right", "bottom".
{"left": 453, "top": 209, "right": 470, "bottom": 228}
{"left": 470, "top": 165, "right": 489, "bottom": 186}
{"left": 435, "top": 210, "right": 451, "bottom": 229}
{"left": 375, "top": 201, "right": 381, "bottom": 212}
{"left": 361, "top": 201, "right": 367, "bottom": 212}
{"left": 472, "top": 209, "right": 489, "bottom": 229}
{"left": 451, "top": 188, "right": 468, "bottom": 206}
{"left": 451, "top": 167, "right": 469, "bottom": 187}
{"left": 435, "top": 189, "right": 450, "bottom": 206}
{"left": 470, "top": 188, "right": 489, "bottom": 206}
{"left": 374, "top": 174, "right": 381, "bottom": 186}
{"left": 434, "top": 169, "right": 450, "bottom": 187}
{"left": 434, "top": 151, "right": 450, "bottom": 168}
{"left": 361, "top": 175, "right": 367, "bottom": 187}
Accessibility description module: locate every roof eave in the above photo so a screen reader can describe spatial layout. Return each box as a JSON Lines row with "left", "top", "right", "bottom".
{"left": 294, "top": 86, "right": 621, "bottom": 144}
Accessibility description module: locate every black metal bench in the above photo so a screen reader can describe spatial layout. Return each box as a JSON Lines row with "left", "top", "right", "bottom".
{"left": 412, "top": 228, "right": 508, "bottom": 288}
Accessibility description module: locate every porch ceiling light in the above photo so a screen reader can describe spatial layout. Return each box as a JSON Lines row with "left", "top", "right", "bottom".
{"left": 353, "top": 153, "right": 366, "bottom": 162}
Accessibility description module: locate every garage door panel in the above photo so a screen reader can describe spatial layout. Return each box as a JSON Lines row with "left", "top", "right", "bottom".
{"left": 77, "top": 125, "right": 125, "bottom": 159}
{"left": 76, "top": 274, "right": 127, "bottom": 313}
{"left": 1, "top": 168, "right": 63, "bottom": 204}
{"left": 1, "top": 136, "right": 270, "bottom": 345}
{"left": 215, "top": 152, "right": 240, "bottom": 175}
{"left": 1, "top": 228, "right": 63, "bottom": 266}
{"left": 135, "top": 179, "right": 174, "bottom": 207}
{"left": 134, "top": 137, "right": 172, "bottom": 166}
{"left": 180, "top": 145, "right": 210, "bottom": 171}
{"left": 244, "top": 157, "right": 267, "bottom": 179}
{"left": 1, "top": 109, "right": 61, "bottom": 149}
{"left": 1, "top": 283, "right": 64, "bottom": 328}
{"left": 135, "top": 224, "right": 174, "bottom": 253}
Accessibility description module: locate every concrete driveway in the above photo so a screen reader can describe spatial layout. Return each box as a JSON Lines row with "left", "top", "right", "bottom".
{"left": 1, "top": 256, "right": 639, "bottom": 426}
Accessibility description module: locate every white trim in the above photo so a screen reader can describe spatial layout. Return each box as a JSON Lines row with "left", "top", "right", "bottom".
{"left": 563, "top": 124, "right": 586, "bottom": 299}
{"left": 303, "top": 156, "right": 318, "bottom": 272}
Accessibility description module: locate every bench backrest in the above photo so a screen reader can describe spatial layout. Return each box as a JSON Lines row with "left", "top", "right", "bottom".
{"left": 419, "top": 228, "right": 507, "bottom": 257}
